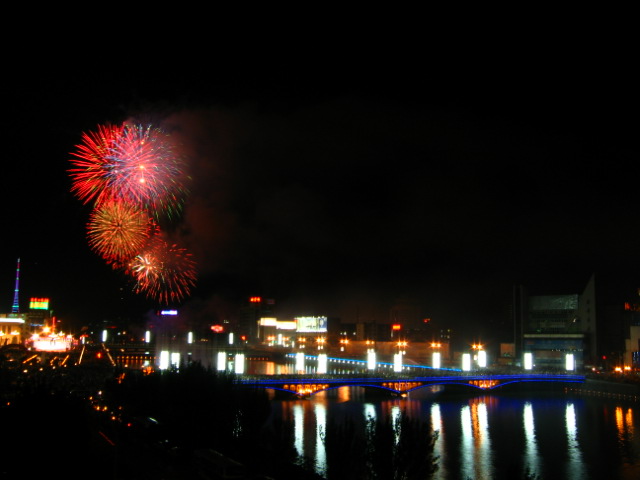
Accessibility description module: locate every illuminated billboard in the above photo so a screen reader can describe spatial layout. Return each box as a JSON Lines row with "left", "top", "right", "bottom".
{"left": 295, "top": 316, "right": 328, "bottom": 333}
{"left": 29, "top": 298, "right": 49, "bottom": 310}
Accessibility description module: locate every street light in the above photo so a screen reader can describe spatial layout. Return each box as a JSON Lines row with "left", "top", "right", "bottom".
{"left": 472, "top": 343, "right": 487, "bottom": 368}
{"left": 524, "top": 352, "right": 533, "bottom": 370}
{"left": 431, "top": 342, "right": 441, "bottom": 369}
{"left": 394, "top": 340, "right": 408, "bottom": 372}
{"left": 366, "top": 340, "right": 376, "bottom": 371}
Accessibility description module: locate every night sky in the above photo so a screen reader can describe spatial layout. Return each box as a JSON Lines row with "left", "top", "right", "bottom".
{"left": 2, "top": 29, "right": 638, "bottom": 348}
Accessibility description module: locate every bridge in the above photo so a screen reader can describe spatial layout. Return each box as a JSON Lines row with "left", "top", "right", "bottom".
{"left": 236, "top": 372, "right": 586, "bottom": 398}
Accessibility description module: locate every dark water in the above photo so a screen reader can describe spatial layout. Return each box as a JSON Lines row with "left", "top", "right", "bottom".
{"left": 250, "top": 360, "right": 640, "bottom": 480}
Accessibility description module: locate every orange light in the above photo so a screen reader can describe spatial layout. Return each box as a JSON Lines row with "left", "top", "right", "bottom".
{"left": 250, "top": 297, "right": 262, "bottom": 303}
{"left": 392, "top": 324, "right": 401, "bottom": 331}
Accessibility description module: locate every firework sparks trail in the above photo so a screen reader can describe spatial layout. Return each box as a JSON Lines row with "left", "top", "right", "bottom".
{"left": 87, "top": 200, "right": 157, "bottom": 269}
{"left": 128, "top": 235, "right": 197, "bottom": 305}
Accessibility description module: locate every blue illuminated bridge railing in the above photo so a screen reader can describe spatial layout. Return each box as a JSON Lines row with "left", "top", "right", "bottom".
{"left": 236, "top": 352, "right": 586, "bottom": 398}
{"left": 236, "top": 373, "right": 586, "bottom": 397}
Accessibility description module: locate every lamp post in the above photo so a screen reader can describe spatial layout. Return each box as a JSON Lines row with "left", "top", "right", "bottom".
{"left": 366, "top": 340, "right": 376, "bottom": 371}
{"left": 472, "top": 343, "right": 486, "bottom": 368}
{"left": 431, "top": 342, "right": 442, "bottom": 369}
{"left": 394, "top": 340, "right": 408, "bottom": 372}
{"left": 317, "top": 336, "right": 327, "bottom": 374}
{"left": 524, "top": 352, "right": 533, "bottom": 370}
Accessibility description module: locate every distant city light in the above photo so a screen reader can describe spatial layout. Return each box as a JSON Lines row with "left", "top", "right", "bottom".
{"left": 217, "top": 351, "right": 226, "bottom": 371}
{"left": 159, "top": 350, "right": 169, "bottom": 370}
{"left": 171, "top": 352, "right": 180, "bottom": 369}
{"left": 160, "top": 309, "right": 178, "bottom": 316}
{"left": 234, "top": 353, "right": 245, "bottom": 374}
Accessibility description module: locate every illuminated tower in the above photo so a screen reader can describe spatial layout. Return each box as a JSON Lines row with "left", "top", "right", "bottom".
{"left": 11, "top": 258, "right": 20, "bottom": 313}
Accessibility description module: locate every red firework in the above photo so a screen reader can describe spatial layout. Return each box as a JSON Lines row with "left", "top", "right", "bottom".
{"left": 127, "top": 235, "right": 197, "bottom": 305}
{"left": 87, "top": 200, "right": 157, "bottom": 269}
{"left": 68, "top": 123, "right": 125, "bottom": 206}
{"left": 105, "top": 123, "right": 188, "bottom": 219}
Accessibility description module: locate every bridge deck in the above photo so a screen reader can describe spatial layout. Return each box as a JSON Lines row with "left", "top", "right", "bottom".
{"left": 237, "top": 373, "right": 586, "bottom": 397}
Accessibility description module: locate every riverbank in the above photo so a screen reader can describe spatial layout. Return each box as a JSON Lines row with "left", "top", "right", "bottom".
{"left": 566, "top": 374, "right": 640, "bottom": 402}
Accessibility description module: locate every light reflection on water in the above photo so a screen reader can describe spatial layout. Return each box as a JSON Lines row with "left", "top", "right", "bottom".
{"left": 250, "top": 360, "right": 640, "bottom": 480}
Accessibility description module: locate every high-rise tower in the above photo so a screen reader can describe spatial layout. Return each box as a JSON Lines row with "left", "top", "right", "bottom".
{"left": 11, "top": 258, "right": 20, "bottom": 313}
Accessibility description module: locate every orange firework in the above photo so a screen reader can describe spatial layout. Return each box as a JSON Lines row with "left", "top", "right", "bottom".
{"left": 87, "top": 200, "right": 157, "bottom": 269}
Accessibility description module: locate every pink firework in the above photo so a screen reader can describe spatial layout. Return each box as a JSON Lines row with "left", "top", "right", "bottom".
{"left": 105, "top": 123, "right": 188, "bottom": 219}
{"left": 87, "top": 200, "right": 157, "bottom": 269}
{"left": 128, "top": 236, "right": 197, "bottom": 305}
{"left": 68, "top": 123, "right": 125, "bottom": 206}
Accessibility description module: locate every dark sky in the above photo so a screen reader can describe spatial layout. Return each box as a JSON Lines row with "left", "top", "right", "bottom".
{"left": 2, "top": 28, "right": 639, "bottom": 347}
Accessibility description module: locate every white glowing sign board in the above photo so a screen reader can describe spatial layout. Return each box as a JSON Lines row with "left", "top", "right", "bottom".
{"left": 277, "top": 320, "right": 296, "bottom": 330}
{"left": 295, "top": 316, "right": 328, "bottom": 333}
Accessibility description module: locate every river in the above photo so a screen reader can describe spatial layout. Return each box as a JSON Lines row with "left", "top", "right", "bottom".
{"left": 247, "top": 358, "right": 640, "bottom": 480}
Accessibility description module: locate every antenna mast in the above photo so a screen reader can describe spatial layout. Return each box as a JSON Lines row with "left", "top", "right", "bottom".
{"left": 11, "top": 258, "right": 20, "bottom": 313}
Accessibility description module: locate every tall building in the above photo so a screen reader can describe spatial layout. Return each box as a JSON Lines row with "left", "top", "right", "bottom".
{"left": 11, "top": 258, "right": 20, "bottom": 314}
{"left": 513, "top": 274, "right": 598, "bottom": 370}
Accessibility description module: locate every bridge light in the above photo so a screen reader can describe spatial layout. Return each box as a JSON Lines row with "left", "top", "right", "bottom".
{"left": 565, "top": 353, "right": 575, "bottom": 371}
{"left": 524, "top": 352, "right": 533, "bottom": 370}
{"left": 317, "top": 353, "right": 328, "bottom": 374}
{"left": 432, "top": 351, "right": 441, "bottom": 369}
{"left": 393, "top": 353, "right": 403, "bottom": 372}
{"left": 296, "top": 351, "right": 305, "bottom": 373}
{"left": 477, "top": 349, "right": 487, "bottom": 368}
{"left": 367, "top": 349, "right": 377, "bottom": 370}
{"left": 462, "top": 353, "right": 471, "bottom": 371}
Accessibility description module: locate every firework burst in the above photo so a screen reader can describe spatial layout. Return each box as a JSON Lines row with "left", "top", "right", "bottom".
{"left": 105, "top": 123, "right": 188, "bottom": 220}
{"left": 68, "top": 123, "right": 125, "bottom": 206}
{"left": 70, "top": 121, "right": 197, "bottom": 306}
{"left": 87, "top": 200, "right": 157, "bottom": 269}
{"left": 128, "top": 235, "right": 197, "bottom": 305}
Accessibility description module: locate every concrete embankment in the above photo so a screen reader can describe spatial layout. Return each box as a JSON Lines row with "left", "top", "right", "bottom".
{"left": 566, "top": 377, "right": 640, "bottom": 402}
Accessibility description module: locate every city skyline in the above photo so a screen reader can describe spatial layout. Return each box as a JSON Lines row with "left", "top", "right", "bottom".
{"left": 3, "top": 42, "right": 639, "bottom": 346}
